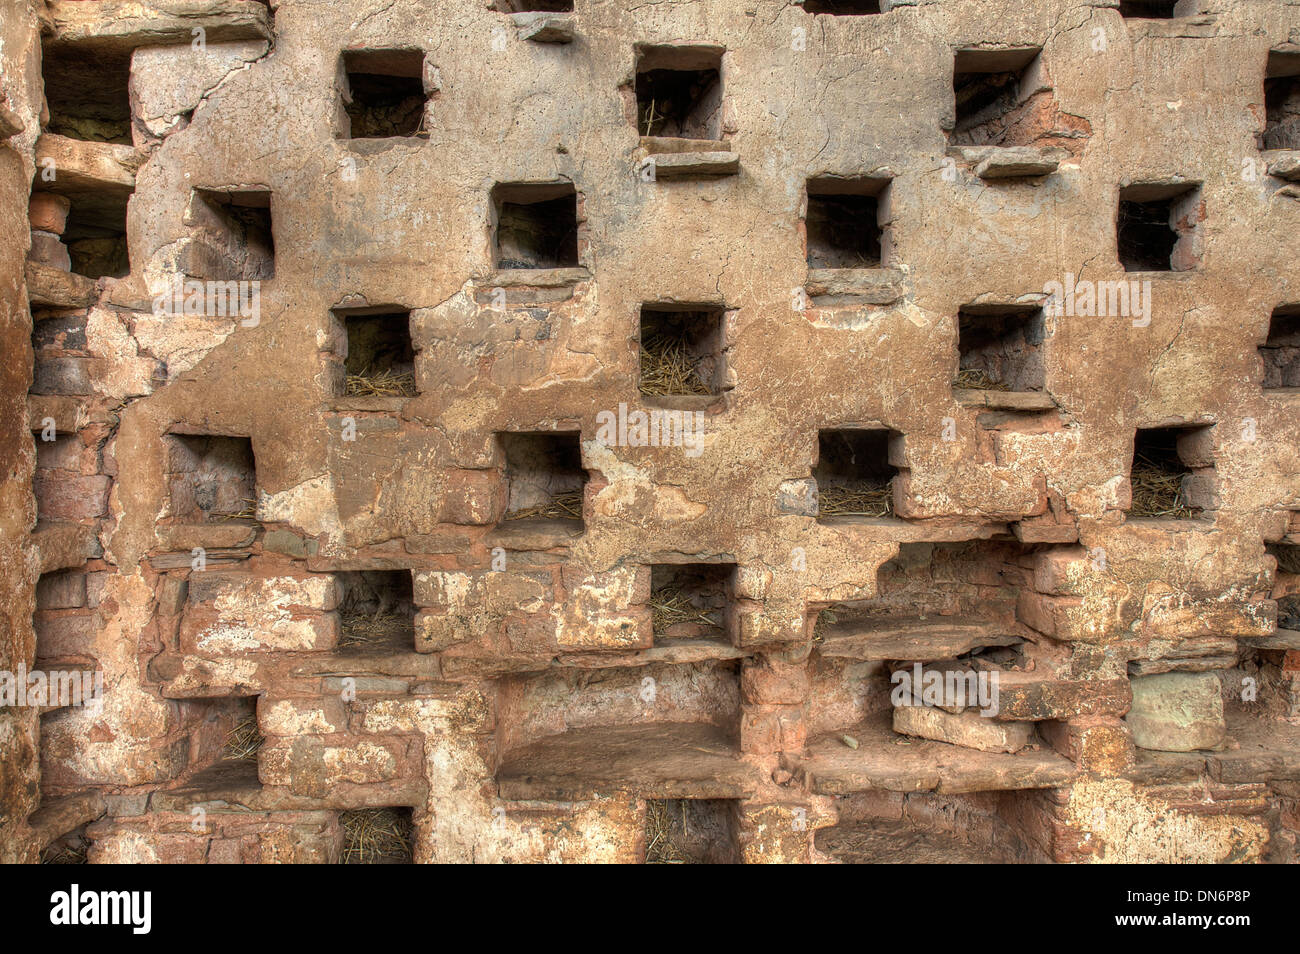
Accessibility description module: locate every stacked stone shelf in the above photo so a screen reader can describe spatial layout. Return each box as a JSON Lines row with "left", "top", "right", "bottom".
{"left": 815, "top": 615, "right": 1024, "bottom": 662}
{"left": 496, "top": 722, "right": 752, "bottom": 801}
{"left": 794, "top": 710, "right": 1078, "bottom": 796}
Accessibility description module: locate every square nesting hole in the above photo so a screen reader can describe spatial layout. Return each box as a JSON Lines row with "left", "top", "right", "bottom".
{"left": 1260, "top": 305, "right": 1300, "bottom": 391}
{"left": 1117, "top": 183, "right": 1202, "bottom": 273}
{"left": 1262, "top": 52, "right": 1300, "bottom": 151}
{"left": 950, "top": 48, "right": 1043, "bottom": 147}
{"left": 57, "top": 191, "right": 130, "bottom": 280}
{"left": 644, "top": 799, "right": 739, "bottom": 864}
{"left": 499, "top": 431, "right": 586, "bottom": 525}
{"left": 815, "top": 428, "right": 901, "bottom": 520}
{"left": 331, "top": 306, "right": 416, "bottom": 398}
{"left": 638, "top": 304, "right": 728, "bottom": 401}
{"left": 42, "top": 43, "right": 132, "bottom": 143}
{"left": 181, "top": 696, "right": 261, "bottom": 775}
{"left": 1128, "top": 425, "right": 1215, "bottom": 520}
{"left": 805, "top": 177, "right": 890, "bottom": 269}
{"left": 635, "top": 46, "right": 723, "bottom": 141}
{"left": 955, "top": 304, "right": 1046, "bottom": 393}
{"left": 802, "top": 0, "right": 882, "bottom": 13}
{"left": 492, "top": 183, "right": 579, "bottom": 270}
{"left": 650, "top": 563, "right": 735, "bottom": 644}
{"left": 340, "top": 807, "right": 414, "bottom": 864}
{"left": 164, "top": 434, "right": 257, "bottom": 524}
{"left": 188, "top": 188, "right": 275, "bottom": 281}
{"left": 1118, "top": 1, "right": 1181, "bottom": 18}
{"left": 338, "top": 49, "right": 428, "bottom": 140}
{"left": 337, "top": 570, "right": 415, "bottom": 652}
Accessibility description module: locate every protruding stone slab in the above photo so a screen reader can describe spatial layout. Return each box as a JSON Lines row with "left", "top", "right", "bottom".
{"left": 46, "top": 0, "right": 273, "bottom": 53}
{"left": 25, "top": 261, "right": 97, "bottom": 309}
{"left": 806, "top": 267, "right": 907, "bottom": 305}
{"left": 34, "top": 135, "right": 138, "bottom": 194}
{"left": 798, "top": 712, "right": 1076, "bottom": 795}
{"left": 647, "top": 151, "right": 739, "bottom": 179}
{"left": 1267, "top": 151, "right": 1300, "bottom": 182}
{"left": 817, "top": 616, "right": 1021, "bottom": 661}
{"left": 513, "top": 11, "right": 575, "bottom": 43}
{"left": 974, "top": 146, "right": 1060, "bottom": 179}
{"left": 497, "top": 722, "right": 753, "bottom": 800}
{"left": 893, "top": 704, "right": 1034, "bottom": 753}
{"left": 0, "top": 99, "right": 24, "bottom": 139}
{"left": 1126, "top": 672, "right": 1227, "bottom": 753}
{"left": 954, "top": 388, "right": 1056, "bottom": 411}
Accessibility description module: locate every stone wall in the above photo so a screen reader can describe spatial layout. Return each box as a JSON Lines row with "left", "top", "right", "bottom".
{"left": 3, "top": 0, "right": 1300, "bottom": 864}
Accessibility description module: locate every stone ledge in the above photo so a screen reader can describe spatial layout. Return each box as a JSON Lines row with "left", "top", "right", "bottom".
{"left": 954, "top": 388, "right": 1056, "bottom": 411}
{"left": 25, "top": 260, "right": 97, "bottom": 309}
{"left": 806, "top": 267, "right": 907, "bottom": 305}
{"left": 34, "top": 134, "right": 138, "bottom": 194}
{"left": 795, "top": 711, "right": 1078, "bottom": 796}
{"left": 46, "top": 0, "right": 273, "bottom": 53}
{"left": 497, "top": 722, "right": 753, "bottom": 800}
{"left": 647, "top": 151, "right": 739, "bottom": 179}
{"left": 512, "top": 11, "right": 574, "bottom": 43}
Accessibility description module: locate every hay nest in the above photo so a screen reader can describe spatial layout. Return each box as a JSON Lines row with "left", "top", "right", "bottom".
{"left": 224, "top": 716, "right": 263, "bottom": 761}
{"left": 819, "top": 482, "right": 893, "bottom": 517}
{"left": 644, "top": 800, "right": 695, "bottom": 864}
{"left": 503, "top": 490, "right": 583, "bottom": 521}
{"left": 1129, "top": 457, "right": 1199, "bottom": 518}
{"left": 42, "top": 838, "right": 89, "bottom": 865}
{"left": 650, "top": 586, "right": 718, "bottom": 635}
{"left": 212, "top": 498, "right": 257, "bottom": 522}
{"left": 953, "top": 367, "right": 1010, "bottom": 391}
{"left": 339, "top": 611, "right": 412, "bottom": 649}
{"left": 340, "top": 808, "right": 412, "bottom": 864}
{"left": 812, "top": 609, "right": 838, "bottom": 643}
{"left": 346, "top": 367, "right": 416, "bottom": 398}
{"left": 639, "top": 332, "right": 711, "bottom": 397}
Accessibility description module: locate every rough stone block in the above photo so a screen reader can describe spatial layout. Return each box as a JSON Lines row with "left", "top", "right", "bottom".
{"left": 1126, "top": 672, "right": 1227, "bottom": 753}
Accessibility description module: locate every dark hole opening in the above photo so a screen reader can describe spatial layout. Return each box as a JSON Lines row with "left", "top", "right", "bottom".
{"left": 341, "top": 50, "right": 427, "bottom": 139}
{"left": 494, "top": 185, "right": 579, "bottom": 269}
{"left": 1259, "top": 305, "right": 1300, "bottom": 390}
{"left": 42, "top": 44, "right": 132, "bottom": 144}
{"left": 635, "top": 60, "right": 722, "bottom": 139}
{"left": 815, "top": 428, "right": 899, "bottom": 519}
{"left": 500, "top": 431, "right": 586, "bottom": 524}
{"left": 1118, "top": 196, "right": 1178, "bottom": 272}
{"left": 339, "top": 310, "right": 416, "bottom": 397}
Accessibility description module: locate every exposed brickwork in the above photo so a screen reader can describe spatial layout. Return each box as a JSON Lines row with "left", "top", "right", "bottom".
{"left": 2, "top": 0, "right": 1300, "bottom": 865}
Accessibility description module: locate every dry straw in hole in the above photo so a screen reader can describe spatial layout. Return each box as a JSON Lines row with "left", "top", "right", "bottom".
{"left": 650, "top": 586, "right": 718, "bottom": 635}
{"left": 1129, "top": 456, "right": 1199, "bottom": 518}
{"left": 224, "top": 716, "right": 263, "bottom": 761}
{"left": 953, "top": 367, "right": 1010, "bottom": 391}
{"left": 640, "top": 332, "right": 711, "bottom": 397}
{"left": 346, "top": 367, "right": 416, "bottom": 398}
{"left": 339, "top": 611, "right": 411, "bottom": 649}
{"left": 212, "top": 497, "right": 257, "bottom": 522}
{"left": 818, "top": 483, "right": 894, "bottom": 517}
{"left": 42, "top": 839, "right": 88, "bottom": 864}
{"left": 644, "top": 800, "right": 695, "bottom": 864}
{"left": 503, "top": 490, "right": 583, "bottom": 521}
{"left": 340, "top": 808, "right": 412, "bottom": 864}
